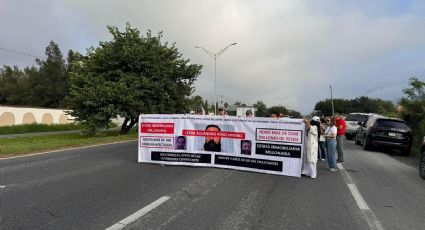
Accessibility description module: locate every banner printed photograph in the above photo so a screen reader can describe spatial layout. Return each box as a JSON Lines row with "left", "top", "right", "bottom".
{"left": 138, "top": 114, "right": 305, "bottom": 177}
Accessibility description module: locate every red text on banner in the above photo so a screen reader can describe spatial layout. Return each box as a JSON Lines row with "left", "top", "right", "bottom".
{"left": 141, "top": 122, "right": 174, "bottom": 134}
{"left": 182, "top": 129, "right": 246, "bottom": 139}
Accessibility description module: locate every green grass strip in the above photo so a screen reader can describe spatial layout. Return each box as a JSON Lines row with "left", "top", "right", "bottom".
{"left": 0, "top": 123, "right": 87, "bottom": 135}
{"left": 0, "top": 130, "right": 137, "bottom": 158}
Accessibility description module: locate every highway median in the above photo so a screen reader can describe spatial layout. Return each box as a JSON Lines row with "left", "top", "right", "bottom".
{"left": 0, "top": 129, "right": 137, "bottom": 158}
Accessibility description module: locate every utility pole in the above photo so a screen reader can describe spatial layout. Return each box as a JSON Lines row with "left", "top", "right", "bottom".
{"left": 330, "top": 85, "right": 335, "bottom": 116}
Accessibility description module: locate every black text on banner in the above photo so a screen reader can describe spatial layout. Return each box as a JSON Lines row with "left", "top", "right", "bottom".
{"left": 255, "top": 143, "right": 302, "bottom": 158}
{"left": 214, "top": 155, "right": 283, "bottom": 172}
{"left": 151, "top": 151, "right": 212, "bottom": 163}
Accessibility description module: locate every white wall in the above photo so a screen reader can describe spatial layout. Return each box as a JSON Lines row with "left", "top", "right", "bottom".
{"left": 0, "top": 105, "right": 126, "bottom": 127}
{"left": 0, "top": 106, "right": 74, "bottom": 126}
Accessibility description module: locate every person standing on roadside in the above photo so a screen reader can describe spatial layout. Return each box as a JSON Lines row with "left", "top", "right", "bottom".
{"left": 245, "top": 109, "right": 253, "bottom": 118}
{"left": 310, "top": 116, "right": 322, "bottom": 160}
{"left": 302, "top": 118, "right": 318, "bottom": 178}
{"left": 195, "top": 106, "right": 205, "bottom": 115}
{"left": 318, "top": 117, "right": 327, "bottom": 161}
{"left": 325, "top": 117, "right": 338, "bottom": 171}
{"left": 218, "top": 106, "right": 226, "bottom": 116}
{"left": 334, "top": 113, "right": 346, "bottom": 163}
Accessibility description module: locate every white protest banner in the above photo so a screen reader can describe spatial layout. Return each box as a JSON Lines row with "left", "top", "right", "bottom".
{"left": 138, "top": 114, "right": 305, "bottom": 177}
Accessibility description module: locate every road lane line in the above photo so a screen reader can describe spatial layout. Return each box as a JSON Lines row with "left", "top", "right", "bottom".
{"left": 105, "top": 196, "right": 170, "bottom": 230}
{"left": 338, "top": 163, "right": 384, "bottom": 230}
{"left": 347, "top": 184, "right": 370, "bottom": 210}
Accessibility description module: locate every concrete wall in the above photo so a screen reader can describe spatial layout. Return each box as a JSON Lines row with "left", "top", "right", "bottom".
{"left": 0, "top": 105, "right": 126, "bottom": 127}
{"left": 0, "top": 106, "right": 75, "bottom": 126}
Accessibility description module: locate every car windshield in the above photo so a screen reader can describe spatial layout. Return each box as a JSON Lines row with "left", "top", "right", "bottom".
{"left": 376, "top": 119, "right": 408, "bottom": 129}
{"left": 345, "top": 114, "right": 369, "bottom": 122}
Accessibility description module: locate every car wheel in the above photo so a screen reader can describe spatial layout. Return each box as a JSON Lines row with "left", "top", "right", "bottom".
{"left": 401, "top": 145, "right": 411, "bottom": 156}
{"left": 420, "top": 152, "right": 425, "bottom": 180}
{"left": 355, "top": 134, "right": 361, "bottom": 145}
{"left": 363, "top": 135, "right": 371, "bottom": 150}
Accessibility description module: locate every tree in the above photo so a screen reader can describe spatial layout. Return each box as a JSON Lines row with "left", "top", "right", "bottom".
{"left": 0, "top": 65, "right": 27, "bottom": 105}
{"left": 267, "top": 105, "right": 288, "bottom": 117}
{"left": 314, "top": 96, "right": 395, "bottom": 116}
{"left": 287, "top": 110, "right": 302, "bottom": 118}
{"left": 187, "top": 95, "right": 204, "bottom": 112}
{"left": 23, "top": 41, "right": 69, "bottom": 107}
{"left": 400, "top": 77, "right": 425, "bottom": 156}
{"left": 252, "top": 100, "right": 268, "bottom": 117}
{"left": 67, "top": 23, "right": 202, "bottom": 134}
{"left": 0, "top": 41, "right": 72, "bottom": 108}
{"left": 203, "top": 100, "right": 209, "bottom": 114}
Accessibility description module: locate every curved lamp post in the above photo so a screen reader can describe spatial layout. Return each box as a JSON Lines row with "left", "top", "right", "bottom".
{"left": 195, "top": 42, "right": 237, "bottom": 114}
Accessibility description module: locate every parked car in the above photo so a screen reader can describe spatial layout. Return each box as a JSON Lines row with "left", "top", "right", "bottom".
{"left": 344, "top": 113, "right": 373, "bottom": 140}
{"left": 420, "top": 137, "right": 425, "bottom": 179}
{"left": 355, "top": 115, "right": 412, "bottom": 155}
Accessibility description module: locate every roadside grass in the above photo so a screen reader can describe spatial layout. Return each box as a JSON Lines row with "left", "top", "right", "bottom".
{"left": 0, "top": 123, "right": 87, "bottom": 135}
{"left": 0, "top": 130, "right": 137, "bottom": 158}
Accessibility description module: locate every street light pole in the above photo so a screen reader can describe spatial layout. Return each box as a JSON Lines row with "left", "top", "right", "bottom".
{"left": 330, "top": 85, "right": 335, "bottom": 116}
{"left": 195, "top": 42, "right": 237, "bottom": 114}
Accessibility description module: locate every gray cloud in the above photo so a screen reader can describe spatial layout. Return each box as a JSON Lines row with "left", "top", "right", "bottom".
{"left": 1, "top": 0, "right": 424, "bottom": 113}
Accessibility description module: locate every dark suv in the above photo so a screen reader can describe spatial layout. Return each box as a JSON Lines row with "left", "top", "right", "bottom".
{"left": 355, "top": 115, "right": 412, "bottom": 155}
{"left": 420, "top": 137, "right": 425, "bottom": 179}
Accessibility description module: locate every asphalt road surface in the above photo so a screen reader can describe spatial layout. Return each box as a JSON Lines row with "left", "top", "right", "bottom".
{"left": 1, "top": 140, "right": 424, "bottom": 230}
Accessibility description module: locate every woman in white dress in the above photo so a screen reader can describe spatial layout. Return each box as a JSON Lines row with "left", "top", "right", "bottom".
{"left": 302, "top": 118, "right": 318, "bottom": 178}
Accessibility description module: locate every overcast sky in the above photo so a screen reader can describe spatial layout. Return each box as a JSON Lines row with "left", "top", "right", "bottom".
{"left": 1, "top": 0, "right": 424, "bottom": 113}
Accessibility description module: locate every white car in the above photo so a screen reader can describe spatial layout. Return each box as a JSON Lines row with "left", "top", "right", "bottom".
{"left": 345, "top": 113, "right": 375, "bottom": 140}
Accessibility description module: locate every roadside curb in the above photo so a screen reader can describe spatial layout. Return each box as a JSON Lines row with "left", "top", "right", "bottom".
{"left": 0, "top": 139, "right": 138, "bottom": 160}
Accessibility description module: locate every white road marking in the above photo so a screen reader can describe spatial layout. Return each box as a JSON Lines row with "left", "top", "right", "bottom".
{"left": 338, "top": 163, "right": 384, "bottom": 230}
{"left": 0, "top": 185, "right": 6, "bottom": 189}
{"left": 347, "top": 184, "right": 370, "bottom": 210}
{"left": 105, "top": 196, "right": 170, "bottom": 230}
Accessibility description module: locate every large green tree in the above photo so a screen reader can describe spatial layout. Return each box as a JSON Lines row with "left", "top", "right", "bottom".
{"left": 0, "top": 65, "right": 26, "bottom": 105}
{"left": 400, "top": 77, "right": 425, "bottom": 156}
{"left": 314, "top": 96, "right": 395, "bottom": 116}
{"left": 252, "top": 100, "right": 268, "bottom": 117}
{"left": 0, "top": 41, "right": 71, "bottom": 108}
{"left": 267, "top": 105, "right": 288, "bottom": 117}
{"left": 68, "top": 23, "right": 202, "bottom": 134}
{"left": 25, "top": 41, "right": 69, "bottom": 107}
{"left": 187, "top": 95, "right": 204, "bottom": 112}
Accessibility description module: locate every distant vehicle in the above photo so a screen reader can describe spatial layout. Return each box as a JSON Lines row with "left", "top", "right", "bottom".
{"left": 420, "top": 137, "right": 425, "bottom": 179}
{"left": 355, "top": 115, "right": 412, "bottom": 155}
{"left": 345, "top": 113, "right": 373, "bottom": 140}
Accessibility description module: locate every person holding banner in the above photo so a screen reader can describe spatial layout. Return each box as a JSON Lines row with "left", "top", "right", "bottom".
{"left": 302, "top": 118, "right": 318, "bottom": 179}
{"left": 219, "top": 106, "right": 226, "bottom": 116}
{"left": 195, "top": 106, "right": 205, "bottom": 115}
{"left": 245, "top": 110, "right": 253, "bottom": 118}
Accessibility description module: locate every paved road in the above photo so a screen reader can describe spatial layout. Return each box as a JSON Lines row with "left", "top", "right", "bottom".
{"left": 1, "top": 140, "right": 424, "bottom": 230}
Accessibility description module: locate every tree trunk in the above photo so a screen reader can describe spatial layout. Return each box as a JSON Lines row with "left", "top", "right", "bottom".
{"left": 120, "top": 116, "right": 139, "bottom": 135}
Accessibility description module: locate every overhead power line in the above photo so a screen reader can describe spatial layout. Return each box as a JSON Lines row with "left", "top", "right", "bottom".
{"left": 0, "top": 46, "right": 44, "bottom": 59}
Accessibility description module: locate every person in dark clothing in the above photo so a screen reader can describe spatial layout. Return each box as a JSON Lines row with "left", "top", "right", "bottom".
{"left": 310, "top": 116, "right": 323, "bottom": 160}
